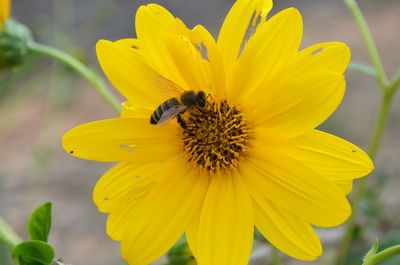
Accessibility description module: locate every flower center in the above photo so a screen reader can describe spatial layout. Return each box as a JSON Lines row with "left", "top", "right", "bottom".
{"left": 182, "top": 99, "right": 250, "bottom": 174}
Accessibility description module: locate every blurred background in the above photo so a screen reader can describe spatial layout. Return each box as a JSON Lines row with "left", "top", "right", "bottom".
{"left": 0, "top": 0, "right": 399, "bottom": 264}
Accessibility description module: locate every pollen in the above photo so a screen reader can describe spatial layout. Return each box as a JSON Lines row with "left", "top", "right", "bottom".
{"left": 182, "top": 99, "right": 251, "bottom": 174}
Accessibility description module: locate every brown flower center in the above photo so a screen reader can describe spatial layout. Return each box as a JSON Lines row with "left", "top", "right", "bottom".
{"left": 182, "top": 99, "right": 250, "bottom": 174}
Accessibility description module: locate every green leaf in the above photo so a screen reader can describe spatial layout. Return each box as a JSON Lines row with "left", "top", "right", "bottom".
{"left": 11, "top": 240, "right": 54, "bottom": 265}
{"left": 27, "top": 202, "right": 52, "bottom": 242}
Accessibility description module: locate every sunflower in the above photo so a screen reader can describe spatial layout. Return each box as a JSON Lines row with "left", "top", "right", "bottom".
{"left": 63, "top": 0, "right": 374, "bottom": 264}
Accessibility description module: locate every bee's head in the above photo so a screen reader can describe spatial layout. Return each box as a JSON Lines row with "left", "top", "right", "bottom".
{"left": 197, "top": 91, "right": 207, "bottom": 108}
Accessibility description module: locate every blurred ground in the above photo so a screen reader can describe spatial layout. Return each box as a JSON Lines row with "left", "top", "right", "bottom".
{"left": 0, "top": 0, "right": 399, "bottom": 264}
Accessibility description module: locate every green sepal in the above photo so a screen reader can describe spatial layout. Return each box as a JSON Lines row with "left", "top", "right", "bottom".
{"left": 166, "top": 238, "right": 196, "bottom": 265}
{"left": 27, "top": 202, "right": 52, "bottom": 242}
{"left": 363, "top": 240, "right": 379, "bottom": 264}
{"left": 11, "top": 240, "right": 55, "bottom": 265}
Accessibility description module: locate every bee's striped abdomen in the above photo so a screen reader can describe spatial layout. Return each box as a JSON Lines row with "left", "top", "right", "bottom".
{"left": 150, "top": 98, "right": 179, "bottom": 125}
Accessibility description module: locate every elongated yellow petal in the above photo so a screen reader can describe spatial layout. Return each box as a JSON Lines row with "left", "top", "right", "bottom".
{"left": 229, "top": 8, "right": 302, "bottom": 104}
{"left": 264, "top": 42, "right": 350, "bottom": 96}
{"left": 281, "top": 130, "right": 373, "bottom": 179}
{"left": 136, "top": 5, "right": 222, "bottom": 94}
{"left": 114, "top": 38, "right": 139, "bottom": 49}
{"left": 93, "top": 162, "right": 164, "bottom": 214}
{"left": 187, "top": 24, "right": 226, "bottom": 96}
{"left": 135, "top": 4, "right": 187, "bottom": 87}
{"left": 253, "top": 195, "right": 322, "bottom": 260}
{"left": 162, "top": 19, "right": 215, "bottom": 95}
{"left": 218, "top": 0, "right": 273, "bottom": 79}
{"left": 62, "top": 117, "right": 181, "bottom": 162}
{"left": 119, "top": 157, "right": 209, "bottom": 265}
{"left": 186, "top": 213, "right": 200, "bottom": 258}
{"left": 197, "top": 174, "right": 253, "bottom": 265}
{"left": 292, "top": 42, "right": 351, "bottom": 75}
{"left": 253, "top": 129, "right": 373, "bottom": 194}
{"left": 336, "top": 180, "right": 353, "bottom": 195}
{"left": 249, "top": 72, "right": 345, "bottom": 139}
{"left": 0, "top": 0, "right": 10, "bottom": 27}
{"left": 96, "top": 40, "right": 165, "bottom": 108}
{"left": 241, "top": 154, "right": 351, "bottom": 227}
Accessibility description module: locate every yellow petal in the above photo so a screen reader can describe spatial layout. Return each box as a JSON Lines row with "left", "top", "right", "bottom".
{"left": 241, "top": 153, "right": 351, "bottom": 227}
{"left": 186, "top": 213, "right": 200, "bottom": 258}
{"left": 197, "top": 174, "right": 253, "bottom": 265}
{"left": 249, "top": 72, "right": 345, "bottom": 139}
{"left": 96, "top": 40, "right": 165, "bottom": 108}
{"left": 0, "top": 0, "right": 10, "bottom": 27}
{"left": 218, "top": 0, "right": 273, "bottom": 79}
{"left": 114, "top": 38, "right": 139, "bottom": 49}
{"left": 253, "top": 129, "right": 373, "bottom": 194}
{"left": 188, "top": 24, "right": 226, "bottom": 96}
{"left": 229, "top": 8, "right": 303, "bottom": 104}
{"left": 136, "top": 5, "right": 222, "bottom": 94}
{"left": 291, "top": 42, "right": 351, "bottom": 75}
{"left": 119, "top": 157, "right": 209, "bottom": 265}
{"left": 253, "top": 195, "right": 322, "bottom": 260}
{"left": 162, "top": 19, "right": 216, "bottom": 94}
{"left": 93, "top": 162, "right": 163, "bottom": 214}
{"left": 336, "top": 180, "right": 353, "bottom": 195}
{"left": 135, "top": 4, "right": 186, "bottom": 86}
{"left": 280, "top": 130, "right": 373, "bottom": 180}
{"left": 62, "top": 117, "right": 181, "bottom": 162}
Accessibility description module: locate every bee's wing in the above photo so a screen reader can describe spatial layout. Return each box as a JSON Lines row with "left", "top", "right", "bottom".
{"left": 155, "top": 76, "right": 187, "bottom": 98}
{"left": 157, "top": 104, "right": 189, "bottom": 126}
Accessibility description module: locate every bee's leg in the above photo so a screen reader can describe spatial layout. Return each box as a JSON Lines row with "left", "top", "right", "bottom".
{"left": 177, "top": 114, "right": 187, "bottom": 129}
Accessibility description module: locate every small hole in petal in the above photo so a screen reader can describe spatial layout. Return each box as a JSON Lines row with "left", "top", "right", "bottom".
{"left": 131, "top": 45, "right": 138, "bottom": 49}
{"left": 104, "top": 197, "right": 109, "bottom": 201}
{"left": 311, "top": 47, "right": 324, "bottom": 55}
{"left": 120, "top": 145, "right": 135, "bottom": 152}
{"left": 69, "top": 150, "right": 74, "bottom": 154}
{"left": 352, "top": 149, "right": 356, "bottom": 153}
{"left": 195, "top": 43, "right": 209, "bottom": 61}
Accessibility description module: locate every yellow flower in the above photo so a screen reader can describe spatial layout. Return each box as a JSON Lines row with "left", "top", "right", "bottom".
{"left": 63, "top": 0, "right": 374, "bottom": 264}
{"left": 0, "top": 0, "right": 10, "bottom": 28}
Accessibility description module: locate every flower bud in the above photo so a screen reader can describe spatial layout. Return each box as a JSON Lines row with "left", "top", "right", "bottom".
{"left": 0, "top": 19, "right": 32, "bottom": 71}
{"left": 165, "top": 238, "right": 197, "bottom": 265}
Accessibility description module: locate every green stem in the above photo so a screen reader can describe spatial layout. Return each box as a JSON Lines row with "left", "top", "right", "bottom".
{"left": 334, "top": 0, "right": 400, "bottom": 264}
{"left": 343, "top": 0, "right": 389, "bottom": 88}
{"left": 0, "top": 217, "right": 22, "bottom": 247}
{"left": 271, "top": 246, "right": 282, "bottom": 265}
{"left": 348, "top": 62, "right": 377, "bottom": 79}
{"left": 366, "top": 245, "right": 400, "bottom": 265}
{"left": 335, "top": 88, "right": 395, "bottom": 265}
{"left": 27, "top": 41, "right": 121, "bottom": 113}
{"left": 390, "top": 69, "right": 400, "bottom": 92}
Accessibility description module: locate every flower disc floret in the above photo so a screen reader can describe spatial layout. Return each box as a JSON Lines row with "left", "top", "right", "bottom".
{"left": 183, "top": 99, "right": 250, "bottom": 174}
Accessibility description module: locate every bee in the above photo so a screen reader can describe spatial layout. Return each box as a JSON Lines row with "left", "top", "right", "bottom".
{"left": 150, "top": 90, "right": 207, "bottom": 129}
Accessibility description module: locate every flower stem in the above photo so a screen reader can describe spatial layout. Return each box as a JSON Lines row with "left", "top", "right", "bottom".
{"left": 0, "top": 217, "right": 22, "bottom": 248}
{"left": 364, "top": 245, "right": 400, "bottom": 265}
{"left": 343, "top": 0, "right": 389, "bottom": 89}
{"left": 335, "top": 91, "right": 393, "bottom": 265}
{"left": 27, "top": 41, "right": 121, "bottom": 113}
{"left": 348, "top": 62, "right": 377, "bottom": 80}
{"left": 334, "top": 1, "right": 400, "bottom": 264}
